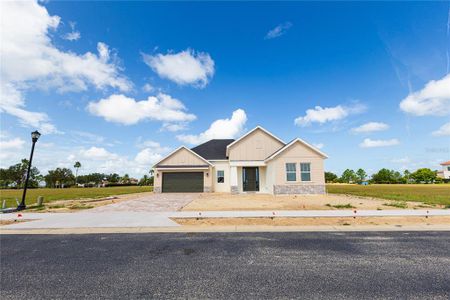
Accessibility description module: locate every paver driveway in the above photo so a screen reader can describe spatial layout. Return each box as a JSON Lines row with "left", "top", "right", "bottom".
{"left": 91, "top": 193, "right": 198, "bottom": 212}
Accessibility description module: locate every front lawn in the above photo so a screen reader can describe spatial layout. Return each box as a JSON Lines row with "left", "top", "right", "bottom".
{"left": 0, "top": 186, "right": 153, "bottom": 208}
{"left": 326, "top": 184, "right": 450, "bottom": 206}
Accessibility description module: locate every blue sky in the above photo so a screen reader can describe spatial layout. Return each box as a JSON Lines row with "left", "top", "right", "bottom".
{"left": 1, "top": 1, "right": 449, "bottom": 177}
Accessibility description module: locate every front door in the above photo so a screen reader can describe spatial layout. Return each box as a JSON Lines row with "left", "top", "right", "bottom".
{"left": 243, "top": 167, "right": 259, "bottom": 192}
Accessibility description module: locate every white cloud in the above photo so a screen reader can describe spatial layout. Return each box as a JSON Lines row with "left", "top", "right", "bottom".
{"left": 294, "top": 104, "right": 366, "bottom": 126}
{"left": 160, "top": 123, "right": 187, "bottom": 132}
{"left": 87, "top": 93, "right": 196, "bottom": 125}
{"left": 359, "top": 138, "right": 400, "bottom": 148}
{"left": 265, "top": 22, "right": 292, "bottom": 40}
{"left": 142, "top": 83, "right": 154, "bottom": 93}
{"left": 432, "top": 122, "right": 450, "bottom": 137}
{"left": 134, "top": 148, "right": 163, "bottom": 165}
{"left": 399, "top": 74, "right": 450, "bottom": 116}
{"left": 177, "top": 109, "right": 247, "bottom": 145}
{"left": 313, "top": 143, "right": 324, "bottom": 149}
{"left": 62, "top": 31, "right": 80, "bottom": 41}
{"left": 62, "top": 21, "right": 80, "bottom": 41}
{"left": 80, "top": 147, "right": 118, "bottom": 160}
{"left": 391, "top": 157, "right": 411, "bottom": 164}
{"left": 0, "top": 0, "right": 131, "bottom": 133}
{"left": 142, "top": 49, "right": 214, "bottom": 88}
{"left": 351, "top": 122, "right": 389, "bottom": 133}
{"left": 0, "top": 138, "right": 25, "bottom": 151}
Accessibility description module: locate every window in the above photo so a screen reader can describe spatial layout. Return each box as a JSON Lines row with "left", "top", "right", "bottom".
{"left": 300, "top": 163, "right": 311, "bottom": 181}
{"left": 286, "top": 163, "right": 296, "bottom": 181}
{"left": 217, "top": 170, "right": 224, "bottom": 183}
{"left": 448, "top": 166, "right": 450, "bottom": 171}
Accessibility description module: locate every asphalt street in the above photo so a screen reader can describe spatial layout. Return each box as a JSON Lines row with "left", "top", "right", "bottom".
{"left": 1, "top": 232, "right": 449, "bottom": 299}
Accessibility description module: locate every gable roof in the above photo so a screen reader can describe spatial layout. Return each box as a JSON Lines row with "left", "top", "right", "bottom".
{"left": 441, "top": 160, "right": 450, "bottom": 166}
{"left": 265, "top": 138, "right": 328, "bottom": 161}
{"left": 225, "top": 126, "right": 285, "bottom": 156}
{"left": 191, "top": 139, "right": 234, "bottom": 160}
{"left": 153, "top": 146, "right": 212, "bottom": 167}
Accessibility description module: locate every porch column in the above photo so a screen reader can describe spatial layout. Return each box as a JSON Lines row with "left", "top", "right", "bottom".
{"left": 230, "top": 166, "right": 238, "bottom": 194}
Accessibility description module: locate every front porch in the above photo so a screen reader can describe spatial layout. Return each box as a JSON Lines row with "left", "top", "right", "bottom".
{"left": 229, "top": 161, "right": 270, "bottom": 194}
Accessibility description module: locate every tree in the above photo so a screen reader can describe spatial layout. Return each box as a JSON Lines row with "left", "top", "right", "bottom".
{"left": 340, "top": 169, "right": 357, "bottom": 183}
{"left": 325, "top": 172, "right": 338, "bottom": 183}
{"left": 44, "top": 168, "right": 75, "bottom": 188}
{"left": 371, "top": 168, "right": 395, "bottom": 184}
{"left": 410, "top": 168, "right": 436, "bottom": 184}
{"left": 356, "top": 168, "right": 367, "bottom": 183}
{"left": 0, "top": 159, "right": 40, "bottom": 188}
{"left": 139, "top": 175, "right": 153, "bottom": 186}
{"left": 121, "top": 174, "right": 130, "bottom": 184}
{"left": 403, "top": 170, "right": 411, "bottom": 183}
{"left": 74, "top": 161, "right": 81, "bottom": 184}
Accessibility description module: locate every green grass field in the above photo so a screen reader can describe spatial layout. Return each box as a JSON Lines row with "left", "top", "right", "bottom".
{"left": 326, "top": 184, "right": 450, "bottom": 206}
{"left": 0, "top": 186, "right": 153, "bottom": 208}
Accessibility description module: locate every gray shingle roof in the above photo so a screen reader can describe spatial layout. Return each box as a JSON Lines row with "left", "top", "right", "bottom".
{"left": 191, "top": 139, "right": 234, "bottom": 160}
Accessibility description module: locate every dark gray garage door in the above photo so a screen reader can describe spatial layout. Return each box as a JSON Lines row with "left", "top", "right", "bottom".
{"left": 162, "top": 172, "right": 204, "bottom": 193}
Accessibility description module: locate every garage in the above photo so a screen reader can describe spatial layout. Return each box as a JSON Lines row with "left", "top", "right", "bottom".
{"left": 162, "top": 172, "right": 204, "bottom": 193}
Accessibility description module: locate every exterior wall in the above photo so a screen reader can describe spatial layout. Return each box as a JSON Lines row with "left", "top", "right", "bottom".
{"left": 442, "top": 165, "right": 450, "bottom": 179}
{"left": 268, "top": 141, "right": 325, "bottom": 194}
{"left": 157, "top": 148, "right": 207, "bottom": 166}
{"left": 211, "top": 161, "right": 231, "bottom": 192}
{"left": 228, "top": 129, "right": 284, "bottom": 161}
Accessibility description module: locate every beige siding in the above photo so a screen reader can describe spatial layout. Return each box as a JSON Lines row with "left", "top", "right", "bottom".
{"left": 157, "top": 148, "right": 207, "bottom": 166}
{"left": 228, "top": 129, "right": 284, "bottom": 161}
{"left": 211, "top": 161, "right": 230, "bottom": 192}
{"left": 269, "top": 141, "right": 325, "bottom": 185}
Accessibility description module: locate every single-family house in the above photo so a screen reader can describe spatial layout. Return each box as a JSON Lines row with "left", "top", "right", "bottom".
{"left": 437, "top": 160, "right": 450, "bottom": 179}
{"left": 153, "top": 126, "right": 328, "bottom": 194}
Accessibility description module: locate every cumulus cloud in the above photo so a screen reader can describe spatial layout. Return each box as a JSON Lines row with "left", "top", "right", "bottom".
{"left": 351, "top": 122, "right": 389, "bottom": 134}
{"left": 294, "top": 104, "right": 366, "bottom": 126}
{"left": 399, "top": 75, "right": 450, "bottom": 116}
{"left": 432, "top": 122, "right": 450, "bottom": 137}
{"left": 160, "top": 123, "right": 187, "bottom": 132}
{"left": 142, "top": 83, "right": 154, "bottom": 93}
{"left": 177, "top": 109, "right": 247, "bottom": 145}
{"left": 359, "top": 138, "right": 400, "bottom": 148}
{"left": 142, "top": 49, "right": 214, "bottom": 88}
{"left": 62, "top": 22, "right": 80, "bottom": 41}
{"left": 80, "top": 146, "right": 118, "bottom": 160}
{"left": 87, "top": 93, "right": 196, "bottom": 125}
{"left": 0, "top": 0, "right": 131, "bottom": 133}
{"left": 0, "top": 137, "right": 26, "bottom": 161}
{"left": 313, "top": 143, "right": 324, "bottom": 149}
{"left": 265, "top": 22, "right": 292, "bottom": 39}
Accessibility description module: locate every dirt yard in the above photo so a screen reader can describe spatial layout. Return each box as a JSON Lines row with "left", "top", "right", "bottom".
{"left": 24, "top": 192, "right": 155, "bottom": 213}
{"left": 181, "top": 193, "right": 440, "bottom": 211}
{"left": 173, "top": 216, "right": 450, "bottom": 227}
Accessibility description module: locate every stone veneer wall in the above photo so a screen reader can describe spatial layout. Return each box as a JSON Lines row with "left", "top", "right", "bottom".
{"left": 231, "top": 186, "right": 239, "bottom": 194}
{"left": 153, "top": 186, "right": 161, "bottom": 193}
{"left": 273, "top": 184, "right": 325, "bottom": 195}
{"left": 204, "top": 186, "right": 212, "bottom": 193}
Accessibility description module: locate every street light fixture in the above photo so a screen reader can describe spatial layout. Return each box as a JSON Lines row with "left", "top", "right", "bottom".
{"left": 17, "top": 130, "right": 41, "bottom": 211}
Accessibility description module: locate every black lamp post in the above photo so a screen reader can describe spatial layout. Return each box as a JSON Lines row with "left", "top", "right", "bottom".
{"left": 17, "top": 130, "right": 41, "bottom": 211}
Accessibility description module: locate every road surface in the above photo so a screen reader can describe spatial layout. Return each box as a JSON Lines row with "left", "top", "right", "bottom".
{"left": 1, "top": 232, "right": 449, "bottom": 299}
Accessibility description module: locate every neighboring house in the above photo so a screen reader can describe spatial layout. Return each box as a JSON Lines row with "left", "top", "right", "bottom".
{"left": 437, "top": 161, "right": 450, "bottom": 179}
{"left": 153, "top": 126, "right": 328, "bottom": 194}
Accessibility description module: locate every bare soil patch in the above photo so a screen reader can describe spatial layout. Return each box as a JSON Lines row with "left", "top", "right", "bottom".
{"left": 25, "top": 192, "right": 155, "bottom": 213}
{"left": 0, "top": 219, "right": 32, "bottom": 226}
{"left": 173, "top": 216, "right": 450, "bottom": 227}
{"left": 182, "top": 193, "right": 436, "bottom": 211}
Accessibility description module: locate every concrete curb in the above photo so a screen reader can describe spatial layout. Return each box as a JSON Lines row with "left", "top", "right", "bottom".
{"left": 2, "top": 224, "right": 450, "bottom": 234}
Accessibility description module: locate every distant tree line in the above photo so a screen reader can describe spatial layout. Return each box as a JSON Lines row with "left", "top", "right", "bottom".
{"left": 326, "top": 168, "right": 442, "bottom": 184}
{"left": 0, "top": 159, "right": 154, "bottom": 189}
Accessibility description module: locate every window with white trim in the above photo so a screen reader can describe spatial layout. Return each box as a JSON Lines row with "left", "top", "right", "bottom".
{"left": 217, "top": 170, "right": 224, "bottom": 183}
{"left": 286, "top": 163, "right": 296, "bottom": 181}
{"left": 300, "top": 163, "right": 311, "bottom": 181}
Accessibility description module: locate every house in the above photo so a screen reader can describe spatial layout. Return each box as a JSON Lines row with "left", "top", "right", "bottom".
{"left": 153, "top": 126, "right": 328, "bottom": 194}
{"left": 437, "top": 161, "right": 450, "bottom": 179}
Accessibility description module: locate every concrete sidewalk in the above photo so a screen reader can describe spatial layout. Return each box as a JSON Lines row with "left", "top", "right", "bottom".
{"left": 1, "top": 209, "right": 449, "bottom": 230}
